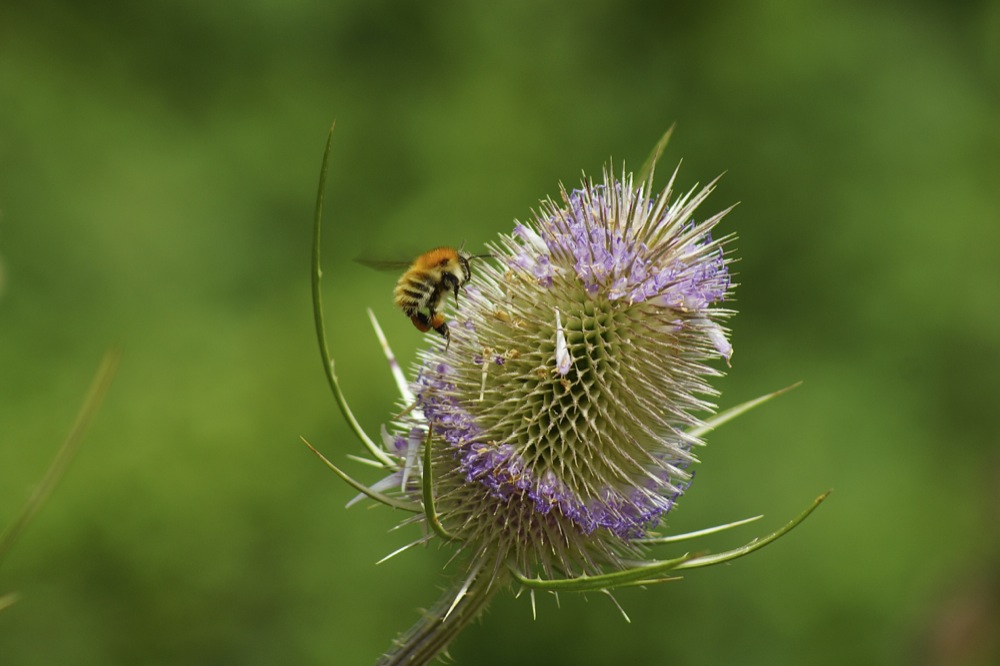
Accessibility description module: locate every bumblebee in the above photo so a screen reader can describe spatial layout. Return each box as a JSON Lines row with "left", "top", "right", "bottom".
{"left": 390, "top": 247, "right": 487, "bottom": 349}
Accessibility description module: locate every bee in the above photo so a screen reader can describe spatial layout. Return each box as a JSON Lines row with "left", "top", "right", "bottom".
{"left": 368, "top": 247, "right": 489, "bottom": 349}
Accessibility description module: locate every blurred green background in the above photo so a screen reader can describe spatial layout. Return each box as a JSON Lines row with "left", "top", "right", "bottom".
{"left": 2, "top": 1, "right": 998, "bottom": 664}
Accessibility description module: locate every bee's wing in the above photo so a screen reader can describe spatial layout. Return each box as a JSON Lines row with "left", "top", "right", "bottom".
{"left": 356, "top": 257, "right": 412, "bottom": 272}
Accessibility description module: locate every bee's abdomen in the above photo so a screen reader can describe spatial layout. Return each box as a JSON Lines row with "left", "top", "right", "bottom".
{"left": 394, "top": 271, "right": 438, "bottom": 315}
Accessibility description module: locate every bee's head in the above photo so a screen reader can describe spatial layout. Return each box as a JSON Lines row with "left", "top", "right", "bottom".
{"left": 457, "top": 250, "right": 492, "bottom": 286}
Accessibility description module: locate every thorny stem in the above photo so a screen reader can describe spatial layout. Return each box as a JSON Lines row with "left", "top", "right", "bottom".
{"left": 376, "top": 567, "right": 505, "bottom": 665}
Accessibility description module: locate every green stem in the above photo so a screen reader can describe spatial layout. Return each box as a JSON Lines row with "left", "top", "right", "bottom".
{"left": 376, "top": 566, "right": 504, "bottom": 665}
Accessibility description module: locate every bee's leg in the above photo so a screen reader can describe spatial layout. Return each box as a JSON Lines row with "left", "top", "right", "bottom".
{"left": 429, "top": 313, "right": 451, "bottom": 351}
{"left": 441, "top": 273, "right": 461, "bottom": 307}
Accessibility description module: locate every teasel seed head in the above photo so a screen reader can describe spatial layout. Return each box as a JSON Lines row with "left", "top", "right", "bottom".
{"left": 308, "top": 125, "right": 828, "bottom": 665}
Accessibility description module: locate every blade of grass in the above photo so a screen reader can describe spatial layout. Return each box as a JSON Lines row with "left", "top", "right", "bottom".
{"left": 0, "top": 348, "right": 120, "bottom": 567}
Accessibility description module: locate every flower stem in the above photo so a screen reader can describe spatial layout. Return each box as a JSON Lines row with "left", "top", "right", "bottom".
{"left": 376, "top": 567, "right": 504, "bottom": 665}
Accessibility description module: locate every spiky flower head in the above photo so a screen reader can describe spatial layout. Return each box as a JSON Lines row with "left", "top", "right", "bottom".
{"left": 409, "top": 166, "right": 734, "bottom": 575}
{"left": 308, "top": 127, "right": 827, "bottom": 665}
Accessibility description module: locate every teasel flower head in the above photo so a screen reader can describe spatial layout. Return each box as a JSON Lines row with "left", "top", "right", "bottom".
{"left": 308, "top": 126, "right": 828, "bottom": 665}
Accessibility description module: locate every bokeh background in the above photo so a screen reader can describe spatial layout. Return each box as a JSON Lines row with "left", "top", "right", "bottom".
{"left": 2, "top": 1, "right": 998, "bottom": 664}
